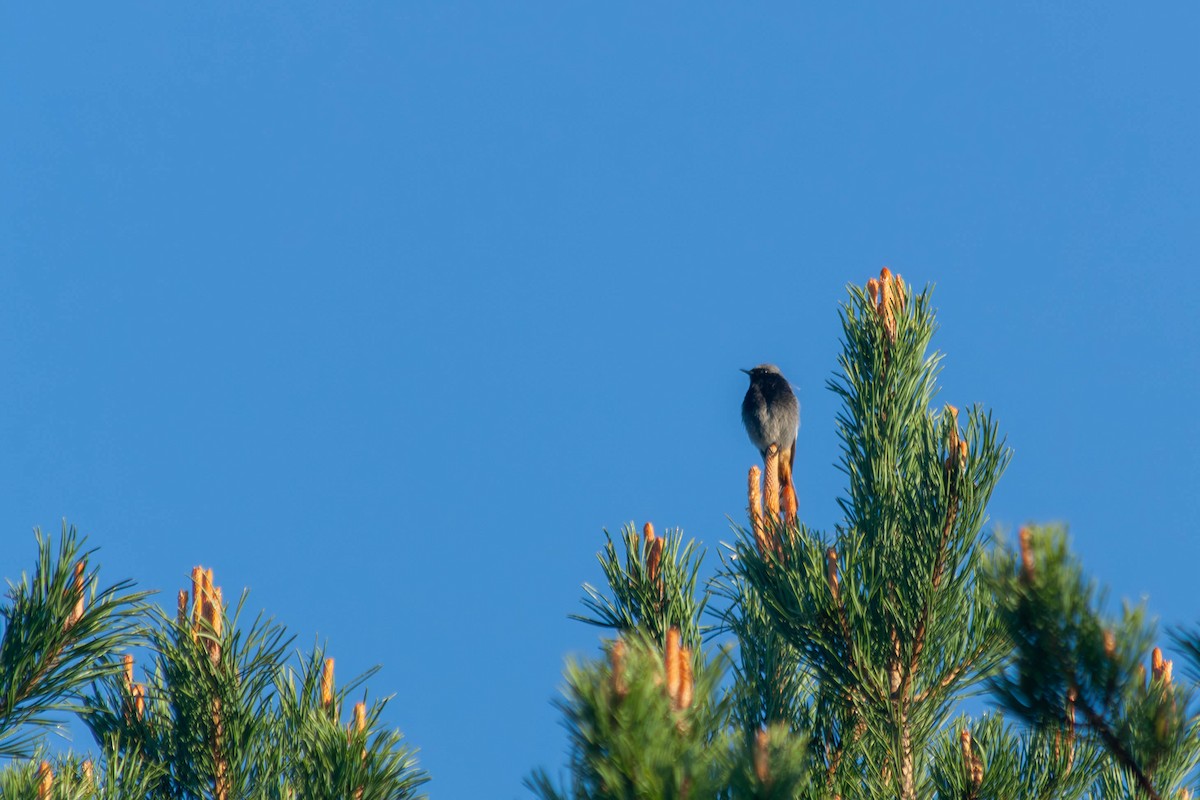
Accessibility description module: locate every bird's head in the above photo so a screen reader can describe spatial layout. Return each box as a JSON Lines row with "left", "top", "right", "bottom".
{"left": 741, "top": 364, "right": 784, "bottom": 380}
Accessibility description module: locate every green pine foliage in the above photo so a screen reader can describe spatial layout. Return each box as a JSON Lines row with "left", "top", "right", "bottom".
{"left": 989, "top": 525, "right": 1200, "bottom": 800}
{"left": 0, "top": 530, "right": 428, "bottom": 800}
{"left": 925, "top": 713, "right": 1100, "bottom": 800}
{"left": 526, "top": 636, "right": 737, "bottom": 799}
{"left": 0, "top": 743, "right": 166, "bottom": 800}
{"left": 529, "top": 523, "right": 813, "bottom": 799}
{"left": 574, "top": 524, "right": 708, "bottom": 653}
{"left": 533, "top": 272, "right": 1200, "bottom": 799}
{"left": 0, "top": 525, "right": 150, "bottom": 760}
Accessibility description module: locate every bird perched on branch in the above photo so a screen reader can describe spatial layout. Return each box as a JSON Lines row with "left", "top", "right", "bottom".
{"left": 741, "top": 364, "right": 800, "bottom": 514}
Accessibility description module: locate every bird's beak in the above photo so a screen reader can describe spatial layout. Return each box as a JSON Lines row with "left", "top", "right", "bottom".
{"left": 739, "top": 368, "right": 751, "bottom": 375}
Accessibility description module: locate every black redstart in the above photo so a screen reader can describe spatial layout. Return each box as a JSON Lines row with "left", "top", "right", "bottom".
{"left": 741, "top": 364, "right": 800, "bottom": 504}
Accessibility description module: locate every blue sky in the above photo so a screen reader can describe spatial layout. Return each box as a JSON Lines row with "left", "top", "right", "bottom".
{"left": 2, "top": 4, "right": 1198, "bottom": 797}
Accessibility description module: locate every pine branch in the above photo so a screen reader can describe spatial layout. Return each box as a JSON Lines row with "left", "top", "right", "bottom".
{"left": 572, "top": 523, "right": 707, "bottom": 651}
{"left": 1074, "top": 693, "right": 1162, "bottom": 800}
{"left": 0, "top": 525, "right": 151, "bottom": 759}
{"left": 988, "top": 525, "right": 1198, "bottom": 800}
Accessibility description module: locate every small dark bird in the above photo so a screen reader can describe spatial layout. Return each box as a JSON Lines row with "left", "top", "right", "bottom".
{"left": 741, "top": 364, "right": 800, "bottom": 504}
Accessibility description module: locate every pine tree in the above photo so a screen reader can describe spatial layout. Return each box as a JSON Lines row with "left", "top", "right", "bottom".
{"left": 531, "top": 270, "right": 1200, "bottom": 799}
{"left": 0, "top": 529, "right": 428, "bottom": 800}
